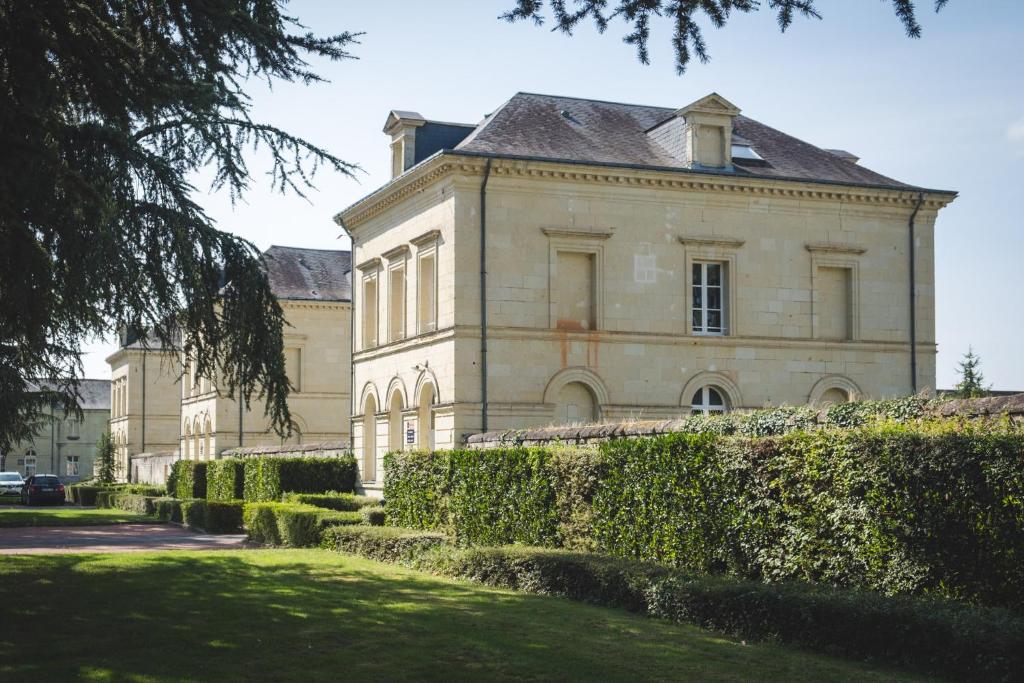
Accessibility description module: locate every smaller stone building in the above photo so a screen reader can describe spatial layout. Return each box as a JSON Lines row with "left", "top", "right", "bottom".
{"left": 178, "top": 245, "right": 353, "bottom": 458}
{"left": 106, "top": 328, "right": 183, "bottom": 478}
{"left": 0, "top": 379, "right": 111, "bottom": 482}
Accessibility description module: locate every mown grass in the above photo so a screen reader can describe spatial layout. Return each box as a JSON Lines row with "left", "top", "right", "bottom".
{"left": 0, "top": 549, "right": 927, "bottom": 682}
{"left": 0, "top": 506, "right": 157, "bottom": 527}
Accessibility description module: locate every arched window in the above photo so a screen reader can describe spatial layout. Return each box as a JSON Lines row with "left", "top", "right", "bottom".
{"left": 203, "top": 417, "right": 212, "bottom": 460}
{"left": 193, "top": 418, "right": 202, "bottom": 461}
{"left": 417, "top": 382, "right": 436, "bottom": 451}
{"left": 363, "top": 395, "right": 377, "bottom": 483}
{"left": 183, "top": 421, "right": 192, "bottom": 459}
{"left": 388, "top": 391, "right": 404, "bottom": 453}
{"left": 691, "top": 386, "right": 728, "bottom": 415}
{"left": 554, "top": 382, "right": 597, "bottom": 425}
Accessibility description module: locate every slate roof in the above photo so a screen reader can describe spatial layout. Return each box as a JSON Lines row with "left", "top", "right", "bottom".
{"left": 450, "top": 92, "right": 940, "bottom": 192}
{"left": 263, "top": 246, "right": 352, "bottom": 302}
{"left": 27, "top": 379, "right": 111, "bottom": 411}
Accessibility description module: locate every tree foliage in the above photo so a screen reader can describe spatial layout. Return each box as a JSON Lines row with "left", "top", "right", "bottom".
{"left": 503, "top": 1, "right": 950, "bottom": 73}
{"left": 0, "top": 1, "right": 359, "bottom": 450}
{"left": 955, "top": 346, "right": 989, "bottom": 398}
{"left": 95, "top": 431, "right": 117, "bottom": 484}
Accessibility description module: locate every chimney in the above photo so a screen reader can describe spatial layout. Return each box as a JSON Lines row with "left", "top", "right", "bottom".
{"left": 383, "top": 110, "right": 426, "bottom": 179}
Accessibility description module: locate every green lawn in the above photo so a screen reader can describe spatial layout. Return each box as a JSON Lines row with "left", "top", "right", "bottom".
{"left": 0, "top": 506, "right": 157, "bottom": 527}
{"left": 0, "top": 549, "right": 926, "bottom": 682}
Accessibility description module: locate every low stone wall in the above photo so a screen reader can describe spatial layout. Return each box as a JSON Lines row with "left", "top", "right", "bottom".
{"left": 130, "top": 451, "right": 179, "bottom": 485}
{"left": 220, "top": 440, "right": 349, "bottom": 459}
{"left": 466, "top": 394, "right": 1024, "bottom": 450}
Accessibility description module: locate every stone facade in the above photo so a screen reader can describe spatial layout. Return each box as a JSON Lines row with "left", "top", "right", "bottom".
{"left": 337, "top": 92, "right": 956, "bottom": 494}
{"left": 179, "top": 298, "right": 352, "bottom": 458}
{"left": 106, "top": 334, "right": 183, "bottom": 479}
{"left": 0, "top": 380, "right": 111, "bottom": 482}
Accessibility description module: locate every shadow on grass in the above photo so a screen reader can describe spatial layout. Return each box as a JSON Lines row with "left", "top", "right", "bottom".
{"left": 0, "top": 550, "right": 924, "bottom": 682}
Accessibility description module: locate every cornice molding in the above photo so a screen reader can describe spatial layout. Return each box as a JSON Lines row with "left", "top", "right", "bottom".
{"left": 804, "top": 242, "right": 867, "bottom": 255}
{"left": 356, "top": 257, "right": 381, "bottom": 272}
{"left": 382, "top": 244, "right": 410, "bottom": 261}
{"left": 410, "top": 228, "right": 442, "bottom": 247}
{"left": 678, "top": 234, "right": 745, "bottom": 249}
{"left": 540, "top": 226, "right": 615, "bottom": 240}
{"left": 279, "top": 299, "right": 351, "bottom": 311}
{"left": 338, "top": 153, "right": 955, "bottom": 229}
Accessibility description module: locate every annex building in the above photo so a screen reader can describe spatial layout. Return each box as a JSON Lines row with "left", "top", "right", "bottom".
{"left": 108, "top": 245, "right": 353, "bottom": 476}
{"left": 336, "top": 92, "right": 956, "bottom": 493}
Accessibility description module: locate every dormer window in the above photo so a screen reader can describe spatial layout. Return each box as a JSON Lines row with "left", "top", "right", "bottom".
{"left": 646, "top": 93, "right": 741, "bottom": 171}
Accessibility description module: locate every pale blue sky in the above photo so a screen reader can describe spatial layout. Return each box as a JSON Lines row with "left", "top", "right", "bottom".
{"left": 83, "top": 0, "right": 1024, "bottom": 390}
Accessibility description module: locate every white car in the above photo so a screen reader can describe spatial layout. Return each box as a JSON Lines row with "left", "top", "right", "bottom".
{"left": 0, "top": 471, "right": 25, "bottom": 500}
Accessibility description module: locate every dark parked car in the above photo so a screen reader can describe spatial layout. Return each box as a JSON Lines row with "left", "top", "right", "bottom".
{"left": 21, "top": 475, "right": 65, "bottom": 506}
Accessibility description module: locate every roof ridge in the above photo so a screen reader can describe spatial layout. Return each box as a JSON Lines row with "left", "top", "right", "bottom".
{"left": 515, "top": 91, "right": 675, "bottom": 112}
{"left": 265, "top": 245, "right": 351, "bottom": 254}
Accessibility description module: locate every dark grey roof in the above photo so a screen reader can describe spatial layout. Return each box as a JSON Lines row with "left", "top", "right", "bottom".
{"left": 120, "top": 326, "right": 179, "bottom": 351}
{"left": 263, "top": 246, "right": 351, "bottom": 302}
{"left": 451, "top": 92, "right": 937, "bottom": 191}
{"left": 27, "top": 379, "right": 110, "bottom": 411}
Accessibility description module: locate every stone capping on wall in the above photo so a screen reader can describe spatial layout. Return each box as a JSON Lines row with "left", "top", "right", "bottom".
{"left": 466, "top": 394, "right": 1024, "bottom": 449}
{"left": 220, "top": 440, "right": 349, "bottom": 458}
{"left": 130, "top": 451, "right": 178, "bottom": 461}
{"left": 932, "top": 393, "right": 1024, "bottom": 418}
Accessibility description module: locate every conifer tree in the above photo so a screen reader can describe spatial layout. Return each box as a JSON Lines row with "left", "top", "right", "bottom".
{"left": 955, "top": 347, "right": 989, "bottom": 399}
{"left": 503, "top": 1, "right": 951, "bottom": 74}
{"left": 95, "top": 432, "right": 117, "bottom": 485}
{"left": 0, "top": 1, "right": 360, "bottom": 450}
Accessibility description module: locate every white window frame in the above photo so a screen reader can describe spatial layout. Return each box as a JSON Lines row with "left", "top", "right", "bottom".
{"left": 24, "top": 452, "right": 37, "bottom": 477}
{"left": 679, "top": 235, "right": 744, "bottom": 337}
{"left": 387, "top": 261, "right": 407, "bottom": 343}
{"left": 66, "top": 455, "right": 80, "bottom": 477}
{"left": 691, "top": 261, "right": 726, "bottom": 336}
{"left": 691, "top": 386, "right": 728, "bottom": 415}
{"left": 416, "top": 246, "right": 438, "bottom": 335}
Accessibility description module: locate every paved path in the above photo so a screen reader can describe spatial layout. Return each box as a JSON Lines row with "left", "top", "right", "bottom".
{"left": 0, "top": 524, "right": 249, "bottom": 554}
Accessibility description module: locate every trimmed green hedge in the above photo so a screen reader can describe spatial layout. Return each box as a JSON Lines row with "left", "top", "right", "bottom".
{"left": 168, "top": 460, "right": 206, "bottom": 499}
{"left": 322, "top": 525, "right": 448, "bottom": 565}
{"left": 66, "top": 484, "right": 118, "bottom": 506}
{"left": 153, "top": 497, "right": 184, "bottom": 523}
{"left": 281, "top": 491, "right": 380, "bottom": 511}
{"left": 206, "top": 459, "right": 245, "bottom": 501}
{"left": 181, "top": 500, "right": 244, "bottom": 534}
{"left": 384, "top": 421, "right": 1024, "bottom": 609}
{"left": 325, "top": 527, "right": 1024, "bottom": 681}
{"left": 434, "top": 546, "right": 1024, "bottom": 682}
{"left": 243, "top": 502, "right": 362, "bottom": 547}
{"left": 242, "top": 456, "right": 357, "bottom": 502}
{"left": 360, "top": 506, "right": 386, "bottom": 526}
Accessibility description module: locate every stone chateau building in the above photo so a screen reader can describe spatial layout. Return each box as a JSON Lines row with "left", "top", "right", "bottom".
{"left": 335, "top": 92, "right": 956, "bottom": 493}
{"left": 107, "top": 245, "right": 352, "bottom": 478}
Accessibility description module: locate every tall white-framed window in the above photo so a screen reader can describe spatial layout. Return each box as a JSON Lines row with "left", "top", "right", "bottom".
{"left": 362, "top": 274, "right": 378, "bottom": 349}
{"left": 417, "top": 249, "right": 437, "bottom": 335}
{"left": 691, "top": 386, "right": 728, "bottom": 415}
{"left": 388, "top": 262, "right": 407, "bottom": 342}
{"left": 692, "top": 261, "right": 726, "bottom": 335}
{"left": 66, "top": 455, "right": 80, "bottom": 477}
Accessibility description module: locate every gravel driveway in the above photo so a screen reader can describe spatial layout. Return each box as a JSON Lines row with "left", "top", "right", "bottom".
{"left": 0, "top": 523, "right": 249, "bottom": 554}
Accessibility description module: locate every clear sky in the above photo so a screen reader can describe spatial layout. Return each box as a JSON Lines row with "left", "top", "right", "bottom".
{"left": 82, "top": 0, "right": 1024, "bottom": 391}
